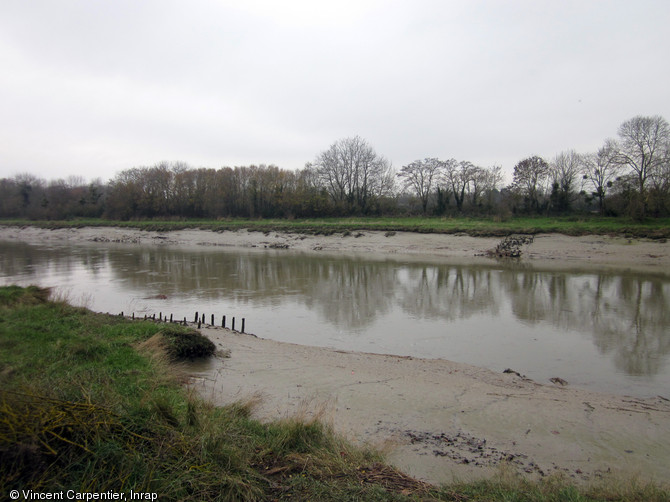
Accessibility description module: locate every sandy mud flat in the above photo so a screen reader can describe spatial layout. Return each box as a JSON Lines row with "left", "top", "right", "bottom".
{"left": 191, "top": 326, "right": 670, "bottom": 486}
{"left": 1, "top": 225, "right": 669, "bottom": 272}
{"left": 2, "top": 225, "right": 670, "bottom": 485}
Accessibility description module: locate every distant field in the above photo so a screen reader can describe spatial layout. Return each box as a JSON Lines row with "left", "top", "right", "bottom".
{"left": 1, "top": 216, "right": 670, "bottom": 238}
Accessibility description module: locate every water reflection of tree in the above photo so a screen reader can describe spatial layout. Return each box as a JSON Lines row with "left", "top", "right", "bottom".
{"left": 500, "top": 268, "right": 670, "bottom": 376}
{"left": 2, "top": 241, "right": 669, "bottom": 377}
{"left": 397, "top": 265, "right": 499, "bottom": 321}
{"left": 102, "top": 249, "right": 398, "bottom": 331}
{"left": 0, "top": 241, "right": 109, "bottom": 281}
{"left": 302, "top": 259, "right": 397, "bottom": 330}
{"left": 592, "top": 277, "right": 670, "bottom": 375}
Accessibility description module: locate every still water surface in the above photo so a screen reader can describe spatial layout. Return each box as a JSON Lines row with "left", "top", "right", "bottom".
{"left": 1, "top": 239, "right": 669, "bottom": 398}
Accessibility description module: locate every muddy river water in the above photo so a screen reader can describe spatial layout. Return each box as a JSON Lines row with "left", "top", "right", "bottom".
{"left": 1, "top": 238, "right": 669, "bottom": 398}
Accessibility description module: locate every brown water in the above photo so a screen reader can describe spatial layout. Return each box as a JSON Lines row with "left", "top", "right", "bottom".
{"left": 1, "top": 239, "right": 669, "bottom": 398}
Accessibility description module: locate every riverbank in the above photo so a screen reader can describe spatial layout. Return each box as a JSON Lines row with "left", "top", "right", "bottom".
{"left": 0, "top": 286, "right": 413, "bottom": 500}
{"left": 1, "top": 224, "right": 669, "bottom": 273}
{"left": 2, "top": 225, "right": 670, "bottom": 488}
{"left": 190, "top": 325, "right": 670, "bottom": 487}
{"left": 4, "top": 287, "right": 667, "bottom": 500}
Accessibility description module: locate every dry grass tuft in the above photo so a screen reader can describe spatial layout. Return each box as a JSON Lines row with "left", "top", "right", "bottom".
{"left": 0, "top": 285, "right": 51, "bottom": 307}
{"left": 0, "top": 389, "right": 145, "bottom": 488}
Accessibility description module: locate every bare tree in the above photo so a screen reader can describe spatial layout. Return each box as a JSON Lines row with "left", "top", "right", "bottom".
{"left": 616, "top": 115, "right": 670, "bottom": 207}
{"left": 397, "top": 157, "right": 443, "bottom": 214}
{"left": 314, "top": 136, "right": 393, "bottom": 213}
{"left": 511, "top": 155, "right": 550, "bottom": 213}
{"left": 649, "top": 159, "right": 670, "bottom": 198}
{"left": 582, "top": 139, "right": 621, "bottom": 215}
{"left": 549, "top": 150, "right": 582, "bottom": 212}
{"left": 442, "top": 159, "right": 474, "bottom": 212}
{"left": 469, "top": 165, "right": 503, "bottom": 209}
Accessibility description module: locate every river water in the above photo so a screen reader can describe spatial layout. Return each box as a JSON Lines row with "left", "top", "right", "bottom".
{"left": 1, "top": 239, "right": 669, "bottom": 398}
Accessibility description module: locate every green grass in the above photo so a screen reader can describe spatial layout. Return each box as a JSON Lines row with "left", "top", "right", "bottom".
{"left": 1, "top": 286, "right": 668, "bottom": 501}
{"left": 2, "top": 215, "right": 670, "bottom": 238}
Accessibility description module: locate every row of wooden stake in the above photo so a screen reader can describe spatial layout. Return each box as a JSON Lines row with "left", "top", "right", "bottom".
{"left": 120, "top": 311, "right": 245, "bottom": 333}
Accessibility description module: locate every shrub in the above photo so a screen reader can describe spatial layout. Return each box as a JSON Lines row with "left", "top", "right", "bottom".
{"left": 159, "top": 326, "right": 216, "bottom": 360}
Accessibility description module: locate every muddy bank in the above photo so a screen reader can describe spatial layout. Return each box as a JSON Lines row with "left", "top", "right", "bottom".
{"left": 1, "top": 225, "right": 669, "bottom": 273}
{"left": 2, "top": 225, "right": 670, "bottom": 485}
{"left": 189, "top": 326, "right": 670, "bottom": 486}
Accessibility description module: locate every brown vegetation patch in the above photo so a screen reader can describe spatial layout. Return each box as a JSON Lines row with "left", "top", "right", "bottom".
{"left": 487, "top": 234, "right": 535, "bottom": 258}
{"left": 0, "top": 390, "right": 141, "bottom": 486}
{"left": 138, "top": 326, "right": 216, "bottom": 361}
{"left": 353, "top": 462, "right": 438, "bottom": 497}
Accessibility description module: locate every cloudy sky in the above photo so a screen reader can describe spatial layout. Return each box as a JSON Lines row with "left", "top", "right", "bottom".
{"left": 1, "top": 0, "right": 669, "bottom": 184}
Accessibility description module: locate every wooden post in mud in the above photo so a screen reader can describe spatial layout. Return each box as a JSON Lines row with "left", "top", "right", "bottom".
{"left": 241, "top": 318, "right": 245, "bottom": 333}
{"left": 132, "top": 313, "right": 135, "bottom": 320}
{"left": 152, "top": 314, "right": 156, "bottom": 320}
{"left": 183, "top": 317, "right": 187, "bottom": 326}
{"left": 197, "top": 319, "right": 201, "bottom": 329}
{"left": 232, "top": 317, "right": 235, "bottom": 331}
{"left": 159, "top": 312, "right": 162, "bottom": 321}
{"left": 194, "top": 311, "right": 198, "bottom": 323}
{"left": 222, "top": 315, "right": 226, "bottom": 328}
{"left": 169, "top": 313, "right": 173, "bottom": 323}
{"left": 211, "top": 314, "right": 214, "bottom": 326}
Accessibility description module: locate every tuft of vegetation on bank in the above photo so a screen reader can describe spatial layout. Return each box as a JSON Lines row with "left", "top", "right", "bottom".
{"left": 1, "top": 286, "right": 668, "bottom": 501}
{"left": 1, "top": 215, "right": 670, "bottom": 238}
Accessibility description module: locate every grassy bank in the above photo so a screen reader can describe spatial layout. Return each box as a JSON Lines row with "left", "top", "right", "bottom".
{"left": 1, "top": 287, "right": 667, "bottom": 501}
{"left": 1, "top": 215, "right": 670, "bottom": 238}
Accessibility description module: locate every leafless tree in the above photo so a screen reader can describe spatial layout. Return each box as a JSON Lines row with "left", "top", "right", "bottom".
{"left": 469, "top": 165, "right": 503, "bottom": 208}
{"left": 314, "top": 136, "right": 394, "bottom": 213}
{"left": 647, "top": 136, "right": 670, "bottom": 213}
{"left": 582, "top": 139, "right": 621, "bottom": 214}
{"left": 511, "top": 155, "right": 550, "bottom": 213}
{"left": 397, "top": 157, "right": 443, "bottom": 214}
{"left": 616, "top": 115, "right": 670, "bottom": 201}
{"left": 442, "top": 159, "right": 475, "bottom": 212}
{"left": 549, "top": 149, "right": 582, "bottom": 212}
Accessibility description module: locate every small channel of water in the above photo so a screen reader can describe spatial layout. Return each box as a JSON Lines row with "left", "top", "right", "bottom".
{"left": 1, "top": 239, "right": 669, "bottom": 398}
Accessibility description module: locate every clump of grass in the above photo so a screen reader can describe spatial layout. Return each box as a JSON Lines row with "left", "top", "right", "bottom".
{"left": 446, "top": 467, "right": 670, "bottom": 502}
{"left": 0, "top": 285, "right": 51, "bottom": 306}
{"left": 0, "top": 390, "right": 138, "bottom": 487}
{"left": 156, "top": 325, "right": 216, "bottom": 360}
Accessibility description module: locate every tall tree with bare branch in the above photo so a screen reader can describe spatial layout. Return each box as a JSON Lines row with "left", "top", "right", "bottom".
{"left": 397, "top": 158, "right": 443, "bottom": 214}
{"left": 314, "top": 136, "right": 394, "bottom": 214}
{"left": 511, "top": 155, "right": 550, "bottom": 213}
{"left": 582, "top": 139, "right": 621, "bottom": 215}
{"left": 549, "top": 150, "right": 582, "bottom": 213}
{"left": 616, "top": 115, "right": 670, "bottom": 213}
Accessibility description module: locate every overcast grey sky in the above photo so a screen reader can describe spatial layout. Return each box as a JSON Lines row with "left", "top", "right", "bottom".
{"left": 1, "top": 0, "right": 669, "bottom": 184}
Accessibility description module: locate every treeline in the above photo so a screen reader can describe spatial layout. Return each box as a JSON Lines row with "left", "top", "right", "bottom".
{"left": 2, "top": 115, "right": 669, "bottom": 221}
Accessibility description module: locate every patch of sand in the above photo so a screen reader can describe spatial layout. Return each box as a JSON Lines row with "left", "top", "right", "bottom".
{"left": 1, "top": 225, "right": 669, "bottom": 272}
{"left": 190, "top": 327, "right": 670, "bottom": 486}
